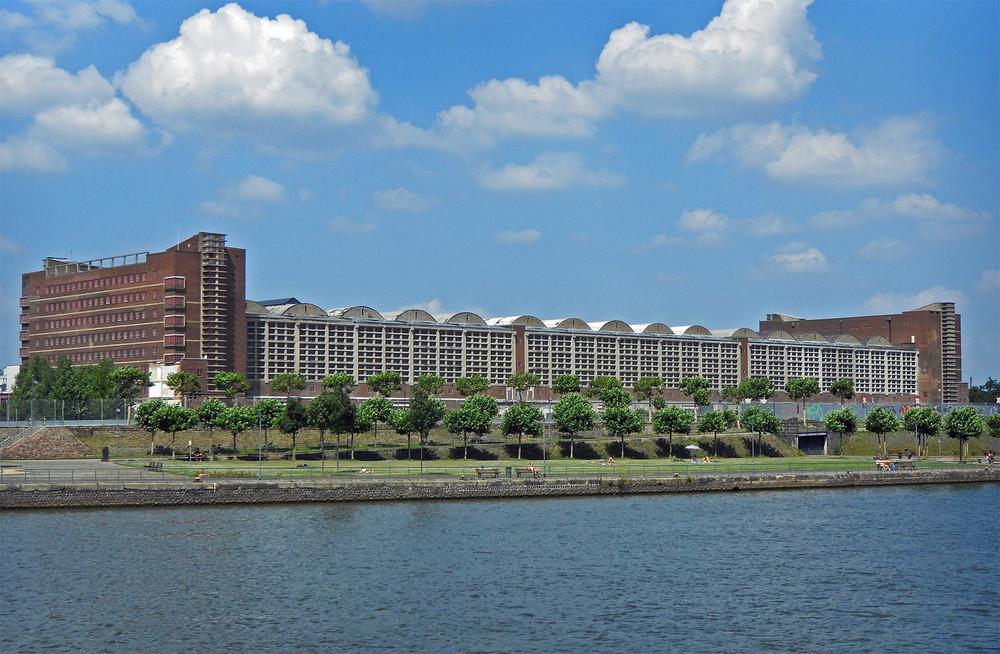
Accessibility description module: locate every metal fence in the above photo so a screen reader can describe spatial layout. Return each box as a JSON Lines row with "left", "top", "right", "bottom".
{"left": 1, "top": 398, "right": 131, "bottom": 424}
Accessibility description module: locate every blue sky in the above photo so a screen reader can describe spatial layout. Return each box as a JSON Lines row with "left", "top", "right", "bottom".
{"left": 1, "top": 0, "right": 997, "bottom": 384}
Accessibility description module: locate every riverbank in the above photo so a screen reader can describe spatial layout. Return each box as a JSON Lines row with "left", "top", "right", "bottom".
{"left": 1, "top": 466, "right": 996, "bottom": 510}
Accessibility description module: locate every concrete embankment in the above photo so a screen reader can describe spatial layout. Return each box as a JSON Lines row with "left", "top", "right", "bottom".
{"left": 1, "top": 467, "right": 997, "bottom": 510}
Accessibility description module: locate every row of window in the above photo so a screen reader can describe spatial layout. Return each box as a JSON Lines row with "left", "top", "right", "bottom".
{"left": 44, "top": 272, "right": 149, "bottom": 295}
{"left": 43, "top": 310, "right": 150, "bottom": 330}
{"left": 45, "top": 348, "right": 148, "bottom": 363}
{"left": 44, "top": 329, "right": 148, "bottom": 347}
{"left": 42, "top": 291, "right": 150, "bottom": 313}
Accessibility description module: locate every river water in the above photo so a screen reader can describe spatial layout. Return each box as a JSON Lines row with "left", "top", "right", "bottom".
{"left": 2, "top": 484, "right": 997, "bottom": 653}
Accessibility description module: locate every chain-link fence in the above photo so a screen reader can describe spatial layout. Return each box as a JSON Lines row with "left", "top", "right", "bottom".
{"left": 0, "top": 398, "right": 130, "bottom": 424}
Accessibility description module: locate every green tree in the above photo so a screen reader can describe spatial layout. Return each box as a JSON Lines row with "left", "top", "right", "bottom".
{"left": 902, "top": 407, "right": 942, "bottom": 456}
{"left": 586, "top": 376, "right": 623, "bottom": 403}
{"left": 505, "top": 372, "right": 540, "bottom": 403}
{"left": 166, "top": 371, "right": 201, "bottom": 407}
{"left": 196, "top": 397, "right": 227, "bottom": 457}
{"left": 154, "top": 404, "right": 198, "bottom": 460}
{"left": 367, "top": 371, "right": 402, "bottom": 398}
{"left": 415, "top": 374, "right": 445, "bottom": 395}
{"left": 552, "top": 392, "right": 596, "bottom": 459}
{"left": 743, "top": 405, "right": 782, "bottom": 453}
{"left": 986, "top": 414, "right": 1000, "bottom": 438}
{"left": 785, "top": 377, "right": 821, "bottom": 423}
{"left": 739, "top": 377, "right": 774, "bottom": 403}
{"left": 944, "top": 406, "right": 985, "bottom": 462}
{"left": 11, "top": 356, "right": 55, "bottom": 400}
{"left": 603, "top": 404, "right": 643, "bottom": 459}
{"left": 444, "top": 394, "right": 498, "bottom": 459}
{"left": 254, "top": 397, "right": 284, "bottom": 447}
{"left": 501, "top": 402, "right": 543, "bottom": 460}
{"left": 864, "top": 406, "right": 900, "bottom": 457}
{"left": 83, "top": 358, "right": 116, "bottom": 399}
{"left": 350, "top": 406, "right": 374, "bottom": 459}
{"left": 110, "top": 366, "right": 152, "bottom": 421}
{"left": 276, "top": 398, "right": 309, "bottom": 461}
{"left": 652, "top": 405, "right": 694, "bottom": 453}
{"left": 552, "top": 374, "right": 581, "bottom": 396}
{"left": 213, "top": 371, "right": 249, "bottom": 405}
{"left": 698, "top": 410, "right": 728, "bottom": 457}
{"left": 409, "top": 386, "right": 447, "bottom": 473}
{"left": 719, "top": 385, "right": 745, "bottom": 428}
{"left": 322, "top": 373, "right": 357, "bottom": 393}
{"left": 454, "top": 375, "right": 489, "bottom": 397}
{"left": 307, "top": 389, "right": 355, "bottom": 470}
{"left": 830, "top": 378, "right": 855, "bottom": 406}
{"left": 678, "top": 376, "right": 711, "bottom": 419}
{"left": 271, "top": 371, "right": 306, "bottom": 398}
{"left": 968, "top": 377, "right": 999, "bottom": 404}
{"left": 358, "top": 396, "right": 394, "bottom": 447}
{"left": 134, "top": 399, "right": 166, "bottom": 455}
{"left": 825, "top": 407, "right": 859, "bottom": 452}
{"left": 633, "top": 376, "right": 664, "bottom": 422}
{"left": 50, "top": 356, "right": 87, "bottom": 419}
{"left": 388, "top": 408, "right": 415, "bottom": 459}
{"left": 221, "top": 404, "right": 257, "bottom": 457}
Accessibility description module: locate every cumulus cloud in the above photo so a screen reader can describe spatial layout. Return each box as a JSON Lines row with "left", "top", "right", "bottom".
{"left": 373, "top": 187, "right": 433, "bottom": 211}
{"left": 978, "top": 270, "right": 1000, "bottom": 293}
{"left": 863, "top": 286, "right": 969, "bottom": 314}
{"left": 118, "top": 4, "right": 377, "bottom": 135}
{"left": 234, "top": 175, "right": 285, "bottom": 202}
{"left": 0, "top": 236, "right": 23, "bottom": 255}
{"left": 196, "top": 174, "right": 286, "bottom": 216}
{"left": 859, "top": 237, "right": 910, "bottom": 260}
{"left": 479, "top": 152, "right": 625, "bottom": 190}
{"left": 810, "top": 192, "right": 990, "bottom": 239}
{"left": 679, "top": 208, "right": 729, "bottom": 232}
{"left": 491, "top": 229, "right": 541, "bottom": 244}
{"left": 688, "top": 116, "right": 942, "bottom": 186}
{"left": 767, "top": 243, "right": 827, "bottom": 272}
{"left": 1, "top": 1, "right": 141, "bottom": 54}
{"left": 0, "top": 54, "right": 114, "bottom": 114}
{"left": 330, "top": 215, "right": 377, "bottom": 234}
{"left": 428, "top": 0, "right": 819, "bottom": 147}
{"left": 744, "top": 211, "right": 799, "bottom": 236}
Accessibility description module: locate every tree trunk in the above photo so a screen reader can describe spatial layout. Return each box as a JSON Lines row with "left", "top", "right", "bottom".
{"left": 233, "top": 433, "right": 238, "bottom": 458}
{"left": 291, "top": 432, "right": 297, "bottom": 462}
{"left": 517, "top": 433, "right": 522, "bottom": 460}
{"left": 373, "top": 421, "right": 379, "bottom": 448}
{"left": 463, "top": 431, "right": 468, "bottom": 459}
{"left": 319, "top": 428, "right": 325, "bottom": 471}
{"left": 336, "top": 433, "right": 341, "bottom": 470}
{"left": 407, "top": 433, "right": 412, "bottom": 459}
{"left": 171, "top": 433, "right": 176, "bottom": 460}
{"left": 570, "top": 434, "right": 575, "bottom": 459}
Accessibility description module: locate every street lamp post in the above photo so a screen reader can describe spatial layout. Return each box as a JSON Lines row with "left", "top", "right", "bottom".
{"left": 257, "top": 414, "right": 263, "bottom": 480}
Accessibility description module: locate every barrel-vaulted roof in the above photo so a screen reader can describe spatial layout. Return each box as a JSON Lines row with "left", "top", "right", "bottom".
{"left": 797, "top": 332, "right": 829, "bottom": 343}
{"left": 445, "top": 312, "right": 487, "bottom": 325}
{"left": 394, "top": 309, "right": 437, "bottom": 323}
{"left": 670, "top": 325, "right": 711, "bottom": 336}
{"left": 631, "top": 323, "right": 674, "bottom": 334}
{"left": 246, "top": 300, "right": 268, "bottom": 314}
{"left": 866, "top": 336, "right": 892, "bottom": 346}
{"left": 588, "top": 320, "right": 634, "bottom": 333}
{"left": 543, "top": 318, "right": 591, "bottom": 330}
{"left": 710, "top": 328, "right": 758, "bottom": 338}
{"left": 763, "top": 330, "right": 795, "bottom": 340}
{"left": 828, "top": 334, "right": 862, "bottom": 344}
{"left": 486, "top": 315, "right": 545, "bottom": 327}
{"left": 329, "top": 306, "right": 385, "bottom": 320}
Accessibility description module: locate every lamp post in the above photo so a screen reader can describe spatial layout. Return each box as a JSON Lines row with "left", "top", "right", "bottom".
{"left": 257, "top": 413, "right": 263, "bottom": 480}
{"left": 114, "top": 408, "right": 121, "bottom": 457}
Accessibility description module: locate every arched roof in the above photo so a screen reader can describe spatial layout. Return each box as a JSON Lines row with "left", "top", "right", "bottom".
{"left": 394, "top": 309, "right": 437, "bottom": 323}
{"left": 486, "top": 315, "right": 545, "bottom": 327}
{"left": 246, "top": 300, "right": 268, "bottom": 314}
{"left": 631, "top": 322, "right": 675, "bottom": 334}
{"left": 329, "top": 306, "right": 385, "bottom": 320}
{"left": 671, "top": 325, "right": 711, "bottom": 336}
{"left": 763, "top": 330, "right": 795, "bottom": 341}
{"left": 445, "top": 311, "right": 487, "bottom": 325}
{"left": 797, "top": 332, "right": 829, "bottom": 343}
{"left": 866, "top": 335, "right": 892, "bottom": 346}
{"left": 280, "top": 302, "right": 326, "bottom": 316}
{"left": 544, "top": 318, "right": 591, "bottom": 330}
{"left": 711, "top": 328, "right": 758, "bottom": 338}
{"left": 588, "top": 320, "right": 634, "bottom": 333}
{"left": 828, "top": 334, "right": 861, "bottom": 344}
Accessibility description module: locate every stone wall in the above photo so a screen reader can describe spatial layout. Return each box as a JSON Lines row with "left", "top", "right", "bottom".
{"left": 1, "top": 468, "right": 996, "bottom": 510}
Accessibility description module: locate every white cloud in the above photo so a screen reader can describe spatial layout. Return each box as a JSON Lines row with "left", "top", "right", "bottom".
{"left": 631, "top": 234, "right": 683, "bottom": 255}
{"left": 859, "top": 237, "right": 910, "bottom": 260}
{"left": 491, "top": 229, "right": 541, "bottom": 244}
{"left": 1, "top": 1, "right": 141, "bottom": 55}
{"left": 767, "top": 243, "right": 827, "bottom": 272}
{"left": 0, "top": 136, "right": 66, "bottom": 172}
{"left": 330, "top": 215, "right": 377, "bottom": 234}
{"left": 594, "top": 0, "right": 819, "bottom": 118}
{"left": 688, "top": 116, "right": 941, "bottom": 186}
{"left": 809, "top": 193, "right": 990, "bottom": 239}
{"left": 679, "top": 208, "right": 729, "bottom": 232}
{"left": 0, "top": 54, "right": 114, "bottom": 114}
{"left": 428, "top": 0, "right": 819, "bottom": 147}
{"left": 373, "top": 187, "right": 433, "bottom": 211}
{"left": 0, "top": 236, "right": 24, "bottom": 255}
{"left": 118, "top": 4, "right": 377, "bottom": 133}
{"left": 234, "top": 175, "right": 285, "bottom": 202}
{"left": 978, "top": 270, "right": 1000, "bottom": 293}
{"left": 479, "top": 152, "right": 625, "bottom": 190}
{"left": 744, "top": 212, "right": 799, "bottom": 236}
{"left": 863, "top": 286, "right": 969, "bottom": 314}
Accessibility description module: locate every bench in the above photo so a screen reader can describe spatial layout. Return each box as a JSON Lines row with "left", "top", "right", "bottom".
{"left": 892, "top": 460, "right": 917, "bottom": 470}
{"left": 887, "top": 449, "right": 916, "bottom": 459}
{"left": 515, "top": 466, "right": 540, "bottom": 478}
{"left": 144, "top": 461, "right": 163, "bottom": 471}
{"left": 474, "top": 467, "right": 499, "bottom": 479}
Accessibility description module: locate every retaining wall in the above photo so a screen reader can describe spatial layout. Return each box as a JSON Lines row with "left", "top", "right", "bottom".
{"left": 1, "top": 468, "right": 996, "bottom": 510}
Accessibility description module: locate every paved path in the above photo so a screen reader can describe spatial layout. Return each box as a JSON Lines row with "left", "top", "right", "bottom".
{"left": 0, "top": 459, "right": 185, "bottom": 485}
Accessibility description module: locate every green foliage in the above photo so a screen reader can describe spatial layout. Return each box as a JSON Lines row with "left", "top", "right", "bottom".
{"left": 585, "top": 376, "right": 623, "bottom": 401}
{"left": 322, "top": 373, "right": 357, "bottom": 392}
{"left": 552, "top": 374, "right": 581, "bottom": 395}
{"left": 987, "top": 414, "right": 1000, "bottom": 438}
{"left": 864, "top": 405, "right": 900, "bottom": 456}
{"left": 719, "top": 385, "right": 745, "bottom": 407}
{"left": 388, "top": 408, "right": 414, "bottom": 437}
{"left": 830, "top": 378, "right": 855, "bottom": 405}
{"left": 196, "top": 398, "right": 227, "bottom": 431}
{"left": 968, "top": 377, "right": 999, "bottom": 404}
{"left": 944, "top": 406, "right": 986, "bottom": 461}
{"left": 367, "top": 371, "right": 403, "bottom": 397}
{"left": 652, "top": 406, "right": 694, "bottom": 445}
{"left": 786, "top": 377, "right": 821, "bottom": 422}
{"left": 603, "top": 404, "right": 643, "bottom": 459}
{"left": 679, "top": 376, "right": 711, "bottom": 406}
{"left": 600, "top": 386, "right": 633, "bottom": 409}
{"left": 698, "top": 410, "right": 727, "bottom": 436}
{"left": 409, "top": 387, "right": 447, "bottom": 440}
{"left": 220, "top": 404, "right": 258, "bottom": 456}
{"left": 743, "top": 405, "right": 781, "bottom": 435}
{"left": 109, "top": 366, "right": 152, "bottom": 402}
{"left": 652, "top": 395, "right": 667, "bottom": 411}
{"left": 307, "top": 389, "right": 356, "bottom": 439}
{"left": 721, "top": 409, "right": 739, "bottom": 428}
{"left": 505, "top": 372, "right": 540, "bottom": 403}
{"left": 454, "top": 375, "right": 489, "bottom": 396}
{"left": 358, "top": 396, "right": 394, "bottom": 444}
{"left": 444, "top": 394, "right": 497, "bottom": 458}
{"left": 738, "top": 377, "right": 774, "bottom": 403}
{"left": 166, "top": 371, "right": 200, "bottom": 404}
{"left": 153, "top": 404, "right": 198, "bottom": 458}
{"left": 415, "top": 374, "right": 446, "bottom": 396}
{"left": 213, "top": 372, "right": 249, "bottom": 401}
{"left": 825, "top": 407, "right": 859, "bottom": 436}
{"left": 903, "top": 407, "right": 943, "bottom": 438}
{"left": 271, "top": 372, "right": 306, "bottom": 397}
{"left": 553, "top": 393, "right": 596, "bottom": 436}
{"left": 134, "top": 399, "right": 166, "bottom": 455}
{"left": 501, "top": 402, "right": 543, "bottom": 459}
{"left": 11, "top": 356, "right": 55, "bottom": 399}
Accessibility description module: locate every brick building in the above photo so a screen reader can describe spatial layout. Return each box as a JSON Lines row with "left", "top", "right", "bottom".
{"left": 19, "top": 233, "right": 245, "bottom": 391}
{"left": 759, "top": 303, "right": 963, "bottom": 404}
